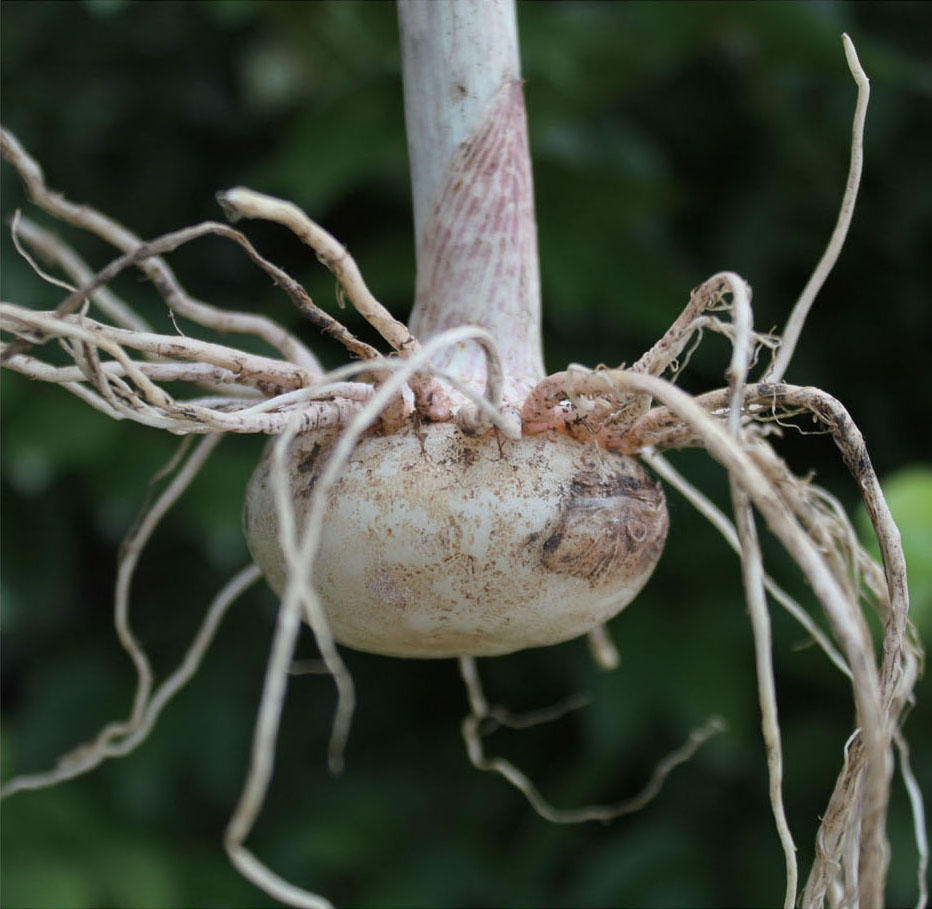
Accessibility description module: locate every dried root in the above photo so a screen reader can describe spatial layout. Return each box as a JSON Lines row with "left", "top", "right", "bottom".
{"left": 517, "top": 339, "right": 920, "bottom": 908}
{"left": 458, "top": 655, "right": 725, "bottom": 825}
{"left": 510, "top": 35, "right": 922, "bottom": 908}
{"left": 0, "top": 432, "right": 260, "bottom": 798}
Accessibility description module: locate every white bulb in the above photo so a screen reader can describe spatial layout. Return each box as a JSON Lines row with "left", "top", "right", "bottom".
{"left": 245, "top": 422, "right": 668, "bottom": 658}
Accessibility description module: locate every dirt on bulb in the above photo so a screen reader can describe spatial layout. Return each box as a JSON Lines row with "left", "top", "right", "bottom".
{"left": 244, "top": 421, "right": 669, "bottom": 658}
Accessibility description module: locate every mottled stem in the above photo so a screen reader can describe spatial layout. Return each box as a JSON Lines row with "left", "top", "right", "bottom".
{"left": 398, "top": 0, "right": 544, "bottom": 404}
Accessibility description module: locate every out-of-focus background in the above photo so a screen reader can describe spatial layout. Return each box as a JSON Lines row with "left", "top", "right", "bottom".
{"left": 2, "top": 2, "right": 930, "bottom": 906}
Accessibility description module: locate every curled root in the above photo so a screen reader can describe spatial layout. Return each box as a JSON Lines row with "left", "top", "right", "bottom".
{"left": 458, "top": 656, "right": 725, "bottom": 825}
{"left": 0, "top": 128, "right": 319, "bottom": 371}
{"left": 1, "top": 426, "right": 258, "bottom": 798}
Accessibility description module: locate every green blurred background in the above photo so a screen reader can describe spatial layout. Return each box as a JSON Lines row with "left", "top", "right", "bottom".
{"left": 2, "top": 1, "right": 930, "bottom": 906}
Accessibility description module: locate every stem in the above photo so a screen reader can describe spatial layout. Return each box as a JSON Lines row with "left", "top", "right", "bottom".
{"left": 398, "top": 0, "right": 544, "bottom": 403}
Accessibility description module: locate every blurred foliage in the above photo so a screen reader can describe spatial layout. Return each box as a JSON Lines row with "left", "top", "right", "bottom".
{"left": 1, "top": 1, "right": 930, "bottom": 906}
{"left": 858, "top": 466, "right": 932, "bottom": 638}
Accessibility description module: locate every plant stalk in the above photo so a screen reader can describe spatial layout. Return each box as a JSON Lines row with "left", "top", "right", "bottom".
{"left": 398, "top": 0, "right": 544, "bottom": 404}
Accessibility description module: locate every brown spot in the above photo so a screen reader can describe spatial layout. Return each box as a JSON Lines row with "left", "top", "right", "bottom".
{"left": 569, "top": 469, "right": 656, "bottom": 502}
{"left": 539, "top": 459, "right": 668, "bottom": 588}
{"left": 458, "top": 445, "right": 479, "bottom": 469}
{"left": 542, "top": 531, "right": 563, "bottom": 556}
{"left": 297, "top": 442, "right": 323, "bottom": 475}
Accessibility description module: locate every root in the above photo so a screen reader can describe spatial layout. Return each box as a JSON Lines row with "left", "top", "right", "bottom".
{"left": 722, "top": 278, "right": 799, "bottom": 909}
{"left": 730, "top": 483, "right": 798, "bottom": 909}
{"left": 644, "top": 451, "right": 850, "bottom": 678}
{"left": 627, "top": 382, "right": 912, "bottom": 637}
{"left": 764, "top": 35, "right": 869, "bottom": 384}
{"left": 1, "top": 563, "right": 259, "bottom": 796}
{"left": 11, "top": 214, "right": 151, "bottom": 331}
{"left": 2, "top": 159, "right": 521, "bottom": 909}
{"left": 217, "top": 188, "right": 417, "bottom": 357}
{"left": 614, "top": 148, "right": 922, "bottom": 900}
{"left": 2, "top": 538, "right": 258, "bottom": 800}
{"left": 0, "top": 128, "right": 318, "bottom": 370}
{"left": 480, "top": 693, "right": 592, "bottom": 734}
{"left": 586, "top": 624, "right": 621, "bottom": 671}
{"left": 1, "top": 435, "right": 220, "bottom": 796}
{"left": 895, "top": 730, "right": 930, "bottom": 909}
{"left": 458, "top": 656, "right": 724, "bottom": 824}
{"left": 593, "top": 365, "right": 913, "bottom": 908}
{"left": 523, "top": 137, "right": 918, "bottom": 896}
{"left": 3, "top": 217, "right": 362, "bottom": 368}
{"left": 217, "top": 187, "right": 453, "bottom": 420}
{"left": 581, "top": 70, "right": 919, "bottom": 895}
{"left": 521, "top": 272, "right": 774, "bottom": 444}
{"left": 3, "top": 351, "right": 263, "bottom": 394}
{"left": 0, "top": 208, "right": 396, "bottom": 435}
{"left": 115, "top": 436, "right": 222, "bottom": 728}
{"left": 0, "top": 304, "right": 378, "bottom": 434}
{"left": 5, "top": 306, "right": 520, "bottom": 909}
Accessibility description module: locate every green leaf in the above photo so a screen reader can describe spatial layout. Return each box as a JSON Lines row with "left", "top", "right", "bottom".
{"left": 858, "top": 465, "right": 932, "bottom": 637}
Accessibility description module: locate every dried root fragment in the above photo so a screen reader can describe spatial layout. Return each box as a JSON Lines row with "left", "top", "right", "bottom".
{"left": 458, "top": 655, "right": 725, "bottom": 825}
